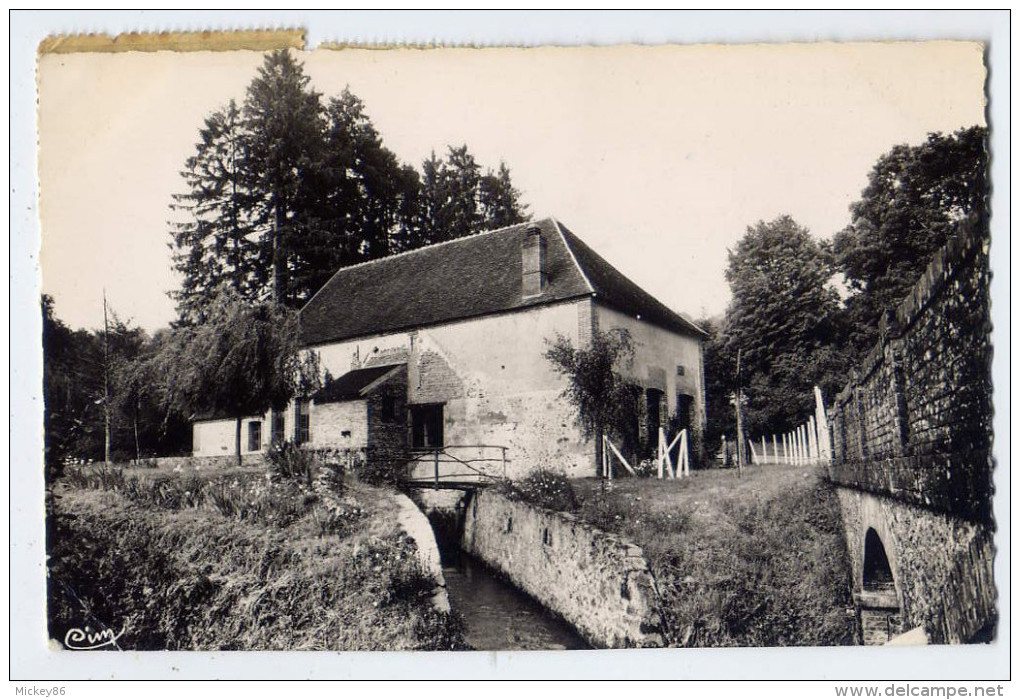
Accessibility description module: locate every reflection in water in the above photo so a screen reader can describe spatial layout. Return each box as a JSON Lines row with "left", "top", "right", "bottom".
{"left": 442, "top": 553, "right": 591, "bottom": 651}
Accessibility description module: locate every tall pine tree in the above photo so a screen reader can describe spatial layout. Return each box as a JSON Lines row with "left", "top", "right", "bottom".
{"left": 170, "top": 52, "right": 530, "bottom": 324}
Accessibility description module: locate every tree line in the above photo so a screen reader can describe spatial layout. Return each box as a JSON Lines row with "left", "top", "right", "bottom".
{"left": 44, "top": 50, "right": 530, "bottom": 474}
{"left": 701, "top": 126, "right": 988, "bottom": 451}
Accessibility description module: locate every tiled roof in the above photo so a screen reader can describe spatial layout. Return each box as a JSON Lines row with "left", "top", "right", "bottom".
{"left": 313, "top": 363, "right": 405, "bottom": 404}
{"left": 300, "top": 217, "right": 706, "bottom": 346}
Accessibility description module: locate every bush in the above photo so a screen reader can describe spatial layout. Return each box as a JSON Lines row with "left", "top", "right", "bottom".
{"left": 353, "top": 447, "right": 407, "bottom": 487}
{"left": 266, "top": 441, "right": 319, "bottom": 487}
{"left": 498, "top": 468, "right": 579, "bottom": 512}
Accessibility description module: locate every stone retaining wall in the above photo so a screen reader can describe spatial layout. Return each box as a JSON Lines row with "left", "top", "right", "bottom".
{"left": 392, "top": 493, "right": 451, "bottom": 614}
{"left": 460, "top": 489, "right": 664, "bottom": 648}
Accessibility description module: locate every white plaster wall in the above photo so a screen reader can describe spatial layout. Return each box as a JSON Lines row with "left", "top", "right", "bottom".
{"left": 308, "top": 299, "right": 595, "bottom": 477}
{"left": 192, "top": 416, "right": 266, "bottom": 457}
{"left": 595, "top": 304, "right": 707, "bottom": 436}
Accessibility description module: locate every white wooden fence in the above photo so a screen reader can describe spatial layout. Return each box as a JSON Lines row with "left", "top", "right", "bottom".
{"left": 600, "top": 428, "right": 690, "bottom": 480}
{"left": 747, "top": 385, "right": 832, "bottom": 465}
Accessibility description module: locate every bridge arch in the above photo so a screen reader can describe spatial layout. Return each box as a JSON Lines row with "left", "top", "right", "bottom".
{"left": 863, "top": 528, "right": 895, "bottom": 592}
{"left": 858, "top": 526, "right": 903, "bottom": 644}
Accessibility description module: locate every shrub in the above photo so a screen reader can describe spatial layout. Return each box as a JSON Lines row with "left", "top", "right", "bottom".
{"left": 312, "top": 500, "right": 365, "bottom": 538}
{"left": 266, "top": 440, "right": 319, "bottom": 487}
{"left": 498, "top": 468, "right": 579, "bottom": 512}
{"left": 353, "top": 447, "right": 407, "bottom": 487}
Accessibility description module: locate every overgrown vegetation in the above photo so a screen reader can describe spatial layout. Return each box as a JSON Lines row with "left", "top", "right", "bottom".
{"left": 571, "top": 463, "right": 858, "bottom": 647}
{"left": 49, "top": 457, "right": 463, "bottom": 650}
{"left": 496, "top": 468, "right": 580, "bottom": 513}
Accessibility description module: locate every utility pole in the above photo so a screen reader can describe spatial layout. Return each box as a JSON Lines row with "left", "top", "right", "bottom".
{"left": 734, "top": 348, "right": 745, "bottom": 478}
{"left": 102, "top": 290, "right": 112, "bottom": 466}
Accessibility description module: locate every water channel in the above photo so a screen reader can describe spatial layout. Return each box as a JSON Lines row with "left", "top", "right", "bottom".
{"left": 442, "top": 552, "right": 590, "bottom": 651}
{"left": 428, "top": 507, "right": 591, "bottom": 651}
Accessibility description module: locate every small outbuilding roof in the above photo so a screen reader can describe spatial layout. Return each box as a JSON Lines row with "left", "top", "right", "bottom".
{"left": 313, "top": 363, "right": 405, "bottom": 404}
{"left": 299, "top": 217, "right": 706, "bottom": 346}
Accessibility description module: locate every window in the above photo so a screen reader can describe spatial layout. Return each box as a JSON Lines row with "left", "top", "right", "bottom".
{"left": 676, "top": 364, "right": 686, "bottom": 377}
{"left": 247, "top": 421, "right": 262, "bottom": 452}
{"left": 410, "top": 403, "right": 444, "bottom": 449}
{"left": 271, "top": 410, "right": 285, "bottom": 445}
{"left": 295, "top": 399, "right": 311, "bottom": 444}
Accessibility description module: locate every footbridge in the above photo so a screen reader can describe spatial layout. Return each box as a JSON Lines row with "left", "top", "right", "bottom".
{"left": 403, "top": 444, "right": 508, "bottom": 490}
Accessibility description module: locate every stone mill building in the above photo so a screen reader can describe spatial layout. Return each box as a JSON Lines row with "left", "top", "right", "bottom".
{"left": 192, "top": 217, "right": 708, "bottom": 479}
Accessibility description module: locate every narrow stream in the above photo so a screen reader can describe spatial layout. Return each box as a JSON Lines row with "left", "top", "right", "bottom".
{"left": 427, "top": 505, "right": 590, "bottom": 651}
{"left": 442, "top": 551, "right": 590, "bottom": 651}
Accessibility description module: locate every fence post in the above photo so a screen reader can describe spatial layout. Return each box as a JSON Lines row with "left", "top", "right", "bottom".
{"left": 433, "top": 449, "right": 439, "bottom": 489}
{"left": 658, "top": 427, "right": 666, "bottom": 479}
{"left": 681, "top": 429, "right": 689, "bottom": 477}
{"left": 501, "top": 446, "right": 507, "bottom": 480}
{"left": 772, "top": 434, "right": 778, "bottom": 465}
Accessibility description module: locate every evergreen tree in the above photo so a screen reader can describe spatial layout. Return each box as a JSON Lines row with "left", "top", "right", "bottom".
{"left": 170, "top": 52, "right": 531, "bottom": 324}
{"left": 170, "top": 100, "right": 258, "bottom": 323}
{"left": 480, "top": 161, "right": 528, "bottom": 230}
{"left": 419, "top": 146, "right": 529, "bottom": 245}
{"left": 241, "top": 50, "right": 325, "bottom": 306}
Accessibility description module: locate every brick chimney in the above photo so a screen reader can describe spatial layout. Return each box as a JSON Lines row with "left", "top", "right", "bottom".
{"left": 521, "top": 224, "right": 548, "bottom": 297}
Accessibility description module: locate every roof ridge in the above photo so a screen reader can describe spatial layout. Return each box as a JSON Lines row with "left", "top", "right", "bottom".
{"left": 552, "top": 217, "right": 595, "bottom": 294}
{"left": 300, "top": 218, "right": 548, "bottom": 313}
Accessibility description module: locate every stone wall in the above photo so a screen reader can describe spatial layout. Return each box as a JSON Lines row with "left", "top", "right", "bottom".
{"left": 309, "top": 400, "right": 368, "bottom": 450}
{"left": 834, "top": 487, "right": 996, "bottom": 644}
{"left": 826, "top": 219, "right": 996, "bottom": 644}
{"left": 461, "top": 489, "right": 664, "bottom": 648}
{"left": 828, "top": 220, "right": 993, "bottom": 522}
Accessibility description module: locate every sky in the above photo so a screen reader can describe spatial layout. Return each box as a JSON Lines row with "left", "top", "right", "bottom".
{"left": 37, "top": 41, "right": 986, "bottom": 332}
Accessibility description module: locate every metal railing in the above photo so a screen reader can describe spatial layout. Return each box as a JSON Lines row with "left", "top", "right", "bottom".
{"left": 404, "top": 444, "right": 509, "bottom": 487}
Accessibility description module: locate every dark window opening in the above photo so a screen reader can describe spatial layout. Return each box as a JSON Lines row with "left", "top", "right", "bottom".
{"left": 505, "top": 516, "right": 513, "bottom": 534}
{"left": 410, "top": 403, "right": 444, "bottom": 449}
{"left": 676, "top": 393, "right": 694, "bottom": 433}
{"left": 271, "top": 410, "right": 285, "bottom": 445}
{"left": 646, "top": 388, "right": 664, "bottom": 444}
{"left": 541, "top": 527, "right": 553, "bottom": 547}
{"left": 247, "top": 421, "right": 262, "bottom": 452}
{"left": 295, "top": 399, "right": 310, "bottom": 444}
{"left": 381, "top": 395, "right": 397, "bottom": 423}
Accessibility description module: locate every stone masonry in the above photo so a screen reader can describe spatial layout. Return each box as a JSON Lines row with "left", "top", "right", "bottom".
{"left": 827, "top": 218, "right": 996, "bottom": 644}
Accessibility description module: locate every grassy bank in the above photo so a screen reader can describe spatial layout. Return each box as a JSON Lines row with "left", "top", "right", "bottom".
{"left": 569, "top": 463, "right": 859, "bottom": 647}
{"left": 47, "top": 466, "right": 463, "bottom": 651}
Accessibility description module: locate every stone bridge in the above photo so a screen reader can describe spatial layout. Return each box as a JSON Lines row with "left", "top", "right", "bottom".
{"left": 826, "top": 219, "right": 996, "bottom": 645}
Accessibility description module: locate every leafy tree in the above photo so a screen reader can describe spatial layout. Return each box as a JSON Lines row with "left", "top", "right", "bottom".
{"left": 722, "top": 216, "right": 850, "bottom": 436}
{"left": 151, "top": 289, "right": 319, "bottom": 464}
{"left": 544, "top": 328, "right": 639, "bottom": 475}
{"left": 833, "top": 126, "right": 988, "bottom": 352}
{"left": 42, "top": 295, "right": 102, "bottom": 476}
